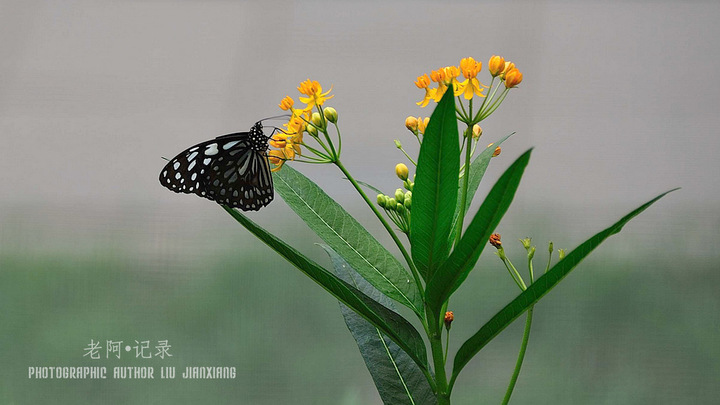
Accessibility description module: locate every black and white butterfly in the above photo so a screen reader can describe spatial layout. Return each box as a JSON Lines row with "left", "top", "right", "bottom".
{"left": 159, "top": 120, "right": 276, "bottom": 211}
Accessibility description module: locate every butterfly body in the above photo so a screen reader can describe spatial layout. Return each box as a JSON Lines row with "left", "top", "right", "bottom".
{"left": 159, "top": 121, "right": 274, "bottom": 211}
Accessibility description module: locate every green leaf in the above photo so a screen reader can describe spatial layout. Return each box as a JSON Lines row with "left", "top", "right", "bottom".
{"left": 222, "top": 206, "right": 429, "bottom": 371}
{"left": 323, "top": 245, "right": 437, "bottom": 405}
{"left": 274, "top": 165, "right": 423, "bottom": 316}
{"left": 410, "top": 89, "right": 460, "bottom": 280}
{"left": 449, "top": 133, "right": 514, "bottom": 242}
{"left": 450, "top": 188, "right": 678, "bottom": 383}
{"left": 427, "top": 149, "right": 532, "bottom": 319}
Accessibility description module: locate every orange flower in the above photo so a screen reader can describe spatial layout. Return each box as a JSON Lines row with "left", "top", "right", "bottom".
{"left": 504, "top": 69, "right": 523, "bottom": 88}
{"left": 278, "top": 96, "right": 294, "bottom": 111}
{"left": 488, "top": 55, "right": 505, "bottom": 77}
{"left": 459, "top": 57, "right": 481, "bottom": 79}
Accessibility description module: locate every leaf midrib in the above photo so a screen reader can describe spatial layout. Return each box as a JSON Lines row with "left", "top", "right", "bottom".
{"left": 276, "top": 174, "right": 419, "bottom": 314}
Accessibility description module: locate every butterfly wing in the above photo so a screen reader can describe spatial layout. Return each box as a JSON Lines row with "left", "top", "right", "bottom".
{"left": 205, "top": 142, "right": 274, "bottom": 211}
{"left": 159, "top": 131, "right": 274, "bottom": 211}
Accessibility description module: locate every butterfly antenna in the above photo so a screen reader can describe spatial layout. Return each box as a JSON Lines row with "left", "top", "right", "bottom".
{"left": 259, "top": 114, "right": 292, "bottom": 123}
{"left": 161, "top": 156, "right": 170, "bottom": 162}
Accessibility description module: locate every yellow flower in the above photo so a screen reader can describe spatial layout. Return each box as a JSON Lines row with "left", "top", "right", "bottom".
{"left": 504, "top": 68, "right": 523, "bottom": 88}
{"left": 417, "top": 117, "right": 430, "bottom": 134}
{"left": 395, "top": 163, "right": 409, "bottom": 180}
{"left": 405, "top": 116, "right": 419, "bottom": 132}
{"left": 278, "top": 96, "right": 294, "bottom": 110}
{"left": 455, "top": 57, "right": 487, "bottom": 100}
{"left": 455, "top": 77, "right": 486, "bottom": 100}
{"left": 283, "top": 114, "right": 307, "bottom": 144}
{"left": 443, "top": 66, "right": 461, "bottom": 83}
{"left": 269, "top": 135, "right": 286, "bottom": 149}
{"left": 488, "top": 55, "right": 505, "bottom": 77}
{"left": 415, "top": 74, "right": 431, "bottom": 89}
{"left": 415, "top": 74, "right": 436, "bottom": 107}
{"left": 297, "top": 79, "right": 334, "bottom": 109}
{"left": 429, "top": 69, "right": 449, "bottom": 102}
{"left": 268, "top": 149, "right": 287, "bottom": 172}
{"left": 459, "top": 57, "right": 481, "bottom": 79}
{"left": 500, "top": 61, "right": 516, "bottom": 80}
{"left": 472, "top": 124, "right": 482, "bottom": 139}
{"left": 270, "top": 132, "right": 302, "bottom": 160}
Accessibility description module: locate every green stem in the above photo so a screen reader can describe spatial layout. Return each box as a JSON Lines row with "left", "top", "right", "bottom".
{"left": 501, "top": 256, "right": 527, "bottom": 291}
{"left": 334, "top": 160, "right": 426, "bottom": 310}
{"left": 501, "top": 306, "right": 534, "bottom": 405}
{"left": 444, "top": 327, "right": 450, "bottom": 363}
{"left": 429, "top": 317, "right": 450, "bottom": 404}
{"left": 457, "top": 97, "right": 468, "bottom": 121}
{"left": 528, "top": 256, "right": 534, "bottom": 282}
{"left": 454, "top": 126, "right": 474, "bottom": 246}
{"left": 479, "top": 88, "right": 509, "bottom": 121}
{"left": 398, "top": 145, "right": 418, "bottom": 166}
{"left": 334, "top": 123, "right": 342, "bottom": 157}
{"left": 472, "top": 77, "right": 496, "bottom": 123}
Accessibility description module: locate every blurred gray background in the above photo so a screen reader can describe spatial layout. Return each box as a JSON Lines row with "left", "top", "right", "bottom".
{"left": 1, "top": 1, "right": 718, "bottom": 404}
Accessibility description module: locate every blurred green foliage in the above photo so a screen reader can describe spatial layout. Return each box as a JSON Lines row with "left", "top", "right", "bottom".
{"left": 1, "top": 210, "right": 718, "bottom": 404}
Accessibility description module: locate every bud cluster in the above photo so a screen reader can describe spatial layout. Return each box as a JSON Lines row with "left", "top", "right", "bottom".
{"left": 377, "top": 188, "right": 412, "bottom": 234}
{"left": 376, "top": 164, "right": 416, "bottom": 234}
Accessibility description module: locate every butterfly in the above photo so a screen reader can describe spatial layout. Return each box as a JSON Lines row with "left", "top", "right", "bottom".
{"left": 159, "top": 120, "right": 276, "bottom": 211}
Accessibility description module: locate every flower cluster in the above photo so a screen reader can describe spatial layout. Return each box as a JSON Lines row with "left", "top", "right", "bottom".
{"left": 414, "top": 55, "right": 523, "bottom": 126}
{"left": 271, "top": 80, "right": 339, "bottom": 171}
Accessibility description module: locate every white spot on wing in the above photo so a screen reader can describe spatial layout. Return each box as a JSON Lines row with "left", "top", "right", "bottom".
{"left": 205, "top": 143, "right": 219, "bottom": 156}
{"left": 223, "top": 141, "right": 240, "bottom": 150}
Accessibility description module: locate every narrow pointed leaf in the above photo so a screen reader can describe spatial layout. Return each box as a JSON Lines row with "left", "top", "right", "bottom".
{"left": 410, "top": 89, "right": 459, "bottom": 280}
{"left": 427, "top": 150, "right": 532, "bottom": 318}
{"left": 274, "top": 165, "right": 423, "bottom": 315}
{"left": 451, "top": 189, "right": 678, "bottom": 382}
{"left": 323, "top": 245, "right": 437, "bottom": 405}
{"left": 450, "top": 133, "right": 514, "bottom": 242}
{"left": 222, "top": 206, "right": 428, "bottom": 371}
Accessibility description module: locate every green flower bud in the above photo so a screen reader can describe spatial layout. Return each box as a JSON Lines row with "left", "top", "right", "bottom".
{"left": 377, "top": 194, "right": 386, "bottom": 208}
{"left": 520, "top": 237, "right": 532, "bottom": 250}
{"left": 396, "top": 203, "right": 405, "bottom": 213}
{"left": 548, "top": 241, "right": 554, "bottom": 253}
{"left": 307, "top": 124, "right": 318, "bottom": 136}
{"left": 387, "top": 198, "right": 397, "bottom": 210}
{"left": 323, "top": 107, "right": 338, "bottom": 123}
{"left": 404, "top": 180, "right": 414, "bottom": 191}
{"left": 528, "top": 246, "right": 536, "bottom": 260}
{"left": 394, "top": 188, "right": 405, "bottom": 204}
{"left": 404, "top": 191, "right": 412, "bottom": 208}
{"left": 394, "top": 140, "right": 402, "bottom": 149}
{"left": 558, "top": 248, "right": 566, "bottom": 260}
{"left": 311, "top": 112, "right": 323, "bottom": 128}
{"left": 496, "top": 247, "right": 507, "bottom": 260}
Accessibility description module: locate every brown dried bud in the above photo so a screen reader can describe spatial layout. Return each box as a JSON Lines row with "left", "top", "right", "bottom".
{"left": 489, "top": 233, "right": 502, "bottom": 249}
{"left": 444, "top": 311, "right": 454, "bottom": 330}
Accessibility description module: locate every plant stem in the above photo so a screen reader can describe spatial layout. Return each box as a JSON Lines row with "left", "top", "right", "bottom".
{"left": 429, "top": 315, "right": 450, "bottom": 404}
{"left": 501, "top": 306, "right": 534, "bottom": 405}
{"left": 454, "top": 126, "right": 474, "bottom": 246}
{"left": 334, "top": 160, "right": 426, "bottom": 303}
